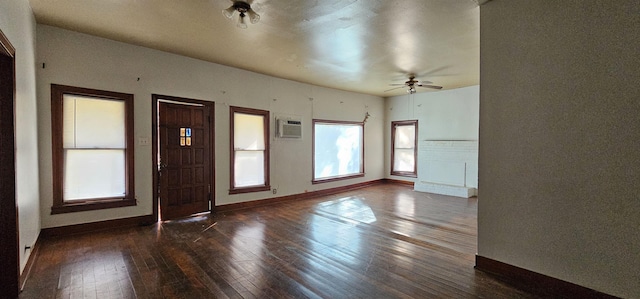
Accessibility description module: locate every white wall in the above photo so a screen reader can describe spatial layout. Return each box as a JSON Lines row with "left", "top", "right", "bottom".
{"left": 479, "top": 1, "right": 640, "bottom": 298}
{"left": 37, "top": 25, "right": 385, "bottom": 228}
{"left": 0, "top": 0, "right": 41, "bottom": 272}
{"left": 385, "top": 86, "right": 479, "bottom": 183}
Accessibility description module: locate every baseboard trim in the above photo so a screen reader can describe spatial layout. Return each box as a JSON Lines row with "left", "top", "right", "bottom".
{"left": 415, "top": 181, "right": 477, "bottom": 198}
{"left": 475, "top": 255, "right": 619, "bottom": 299}
{"left": 383, "top": 178, "right": 415, "bottom": 186}
{"left": 19, "top": 234, "right": 41, "bottom": 292}
{"left": 216, "top": 179, "right": 390, "bottom": 212}
{"left": 40, "top": 215, "right": 155, "bottom": 238}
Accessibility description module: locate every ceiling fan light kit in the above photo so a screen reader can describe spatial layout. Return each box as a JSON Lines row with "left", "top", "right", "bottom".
{"left": 222, "top": 1, "right": 260, "bottom": 29}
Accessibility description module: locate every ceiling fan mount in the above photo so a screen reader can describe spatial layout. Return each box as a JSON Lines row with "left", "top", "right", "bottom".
{"left": 385, "top": 74, "right": 443, "bottom": 94}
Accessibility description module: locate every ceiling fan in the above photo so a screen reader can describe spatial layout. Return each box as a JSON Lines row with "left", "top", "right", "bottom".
{"left": 385, "top": 75, "right": 443, "bottom": 94}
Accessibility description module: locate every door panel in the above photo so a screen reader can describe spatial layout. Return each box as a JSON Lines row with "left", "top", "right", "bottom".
{"left": 159, "top": 101, "right": 211, "bottom": 220}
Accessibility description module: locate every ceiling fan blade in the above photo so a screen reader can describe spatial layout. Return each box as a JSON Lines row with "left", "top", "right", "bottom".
{"left": 384, "top": 86, "right": 406, "bottom": 92}
{"left": 418, "top": 84, "right": 443, "bottom": 89}
{"left": 418, "top": 66, "right": 451, "bottom": 77}
{"left": 388, "top": 83, "right": 407, "bottom": 86}
{"left": 416, "top": 81, "right": 433, "bottom": 85}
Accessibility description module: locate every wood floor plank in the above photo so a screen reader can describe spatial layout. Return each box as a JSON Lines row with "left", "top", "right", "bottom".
{"left": 20, "top": 184, "right": 539, "bottom": 298}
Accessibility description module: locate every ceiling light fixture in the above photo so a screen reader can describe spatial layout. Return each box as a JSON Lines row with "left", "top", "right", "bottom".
{"left": 385, "top": 74, "right": 443, "bottom": 95}
{"left": 222, "top": 1, "right": 260, "bottom": 29}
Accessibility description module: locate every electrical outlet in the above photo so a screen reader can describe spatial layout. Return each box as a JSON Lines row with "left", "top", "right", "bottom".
{"left": 272, "top": 189, "right": 277, "bottom": 194}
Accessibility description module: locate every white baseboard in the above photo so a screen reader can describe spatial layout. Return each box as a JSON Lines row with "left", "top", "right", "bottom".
{"left": 414, "top": 181, "right": 477, "bottom": 198}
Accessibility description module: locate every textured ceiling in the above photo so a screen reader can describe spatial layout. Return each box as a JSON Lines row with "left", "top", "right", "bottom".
{"left": 28, "top": 0, "right": 480, "bottom": 97}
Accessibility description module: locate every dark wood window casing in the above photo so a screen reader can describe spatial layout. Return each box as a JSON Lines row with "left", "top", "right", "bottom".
{"left": 391, "top": 120, "right": 418, "bottom": 177}
{"left": 229, "top": 106, "right": 270, "bottom": 194}
{"left": 312, "top": 119, "right": 365, "bottom": 184}
{"left": 51, "top": 84, "right": 135, "bottom": 214}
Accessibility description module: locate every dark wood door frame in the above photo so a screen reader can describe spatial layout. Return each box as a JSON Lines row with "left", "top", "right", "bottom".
{"left": 152, "top": 94, "right": 215, "bottom": 221}
{"left": 0, "top": 28, "right": 20, "bottom": 298}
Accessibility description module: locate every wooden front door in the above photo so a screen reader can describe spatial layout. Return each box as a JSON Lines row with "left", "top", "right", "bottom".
{"left": 159, "top": 100, "right": 212, "bottom": 220}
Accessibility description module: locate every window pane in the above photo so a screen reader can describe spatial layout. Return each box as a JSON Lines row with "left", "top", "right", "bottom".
{"left": 234, "top": 113, "right": 265, "bottom": 150}
{"left": 234, "top": 151, "right": 265, "bottom": 187}
{"left": 393, "top": 149, "right": 415, "bottom": 172}
{"left": 394, "top": 125, "right": 415, "bottom": 149}
{"left": 314, "top": 123, "right": 363, "bottom": 179}
{"left": 64, "top": 149, "right": 126, "bottom": 201}
{"left": 63, "top": 95, "right": 125, "bottom": 148}
{"left": 62, "top": 96, "right": 77, "bottom": 148}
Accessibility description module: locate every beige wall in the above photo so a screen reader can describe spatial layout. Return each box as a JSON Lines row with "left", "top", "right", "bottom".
{"left": 36, "top": 25, "right": 385, "bottom": 229}
{"left": 479, "top": 1, "right": 640, "bottom": 297}
{"left": 0, "top": 0, "right": 41, "bottom": 272}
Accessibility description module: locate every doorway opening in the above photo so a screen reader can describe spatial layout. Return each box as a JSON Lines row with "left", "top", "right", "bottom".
{"left": 0, "top": 28, "right": 19, "bottom": 297}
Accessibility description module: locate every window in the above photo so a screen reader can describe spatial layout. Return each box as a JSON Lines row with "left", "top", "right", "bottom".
{"left": 51, "top": 84, "right": 135, "bottom": 214}
{"left": 391, "top": 120, "right": 418, "bottom": 177}
{"left": 230, "top": 106, "right": 270, "bottom": 194}
{"left": 313, "top": 120, "right": 364, "bottom": 183}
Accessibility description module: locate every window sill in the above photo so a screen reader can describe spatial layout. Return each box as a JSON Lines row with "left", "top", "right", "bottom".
{"left": 312, "top": 173, "right": 365, "bottom": 184}
{"left": 51, "top": 198, "right": 136, "bottom": 214}
{"left": 390, "top": 171, "right": 417, "bottom": 178}
{"left": 229, "top": 185, "right": 271, "bottom": 195}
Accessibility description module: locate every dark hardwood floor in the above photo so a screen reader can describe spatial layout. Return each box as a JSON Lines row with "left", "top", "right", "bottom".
{"left": 20, "top": 183, "right": 537, "bottom": 298}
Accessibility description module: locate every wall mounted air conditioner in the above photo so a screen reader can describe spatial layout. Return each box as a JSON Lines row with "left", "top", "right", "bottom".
{"left": 277, "top": 119, "right": 302, "bottom": 138}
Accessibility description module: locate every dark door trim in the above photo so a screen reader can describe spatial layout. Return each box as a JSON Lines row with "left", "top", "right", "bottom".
{"left": 0, "top": 28, "right": 20, "bottom": 298}
{"left": 152, "top": 94, "right": 215, "bottom": 221}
